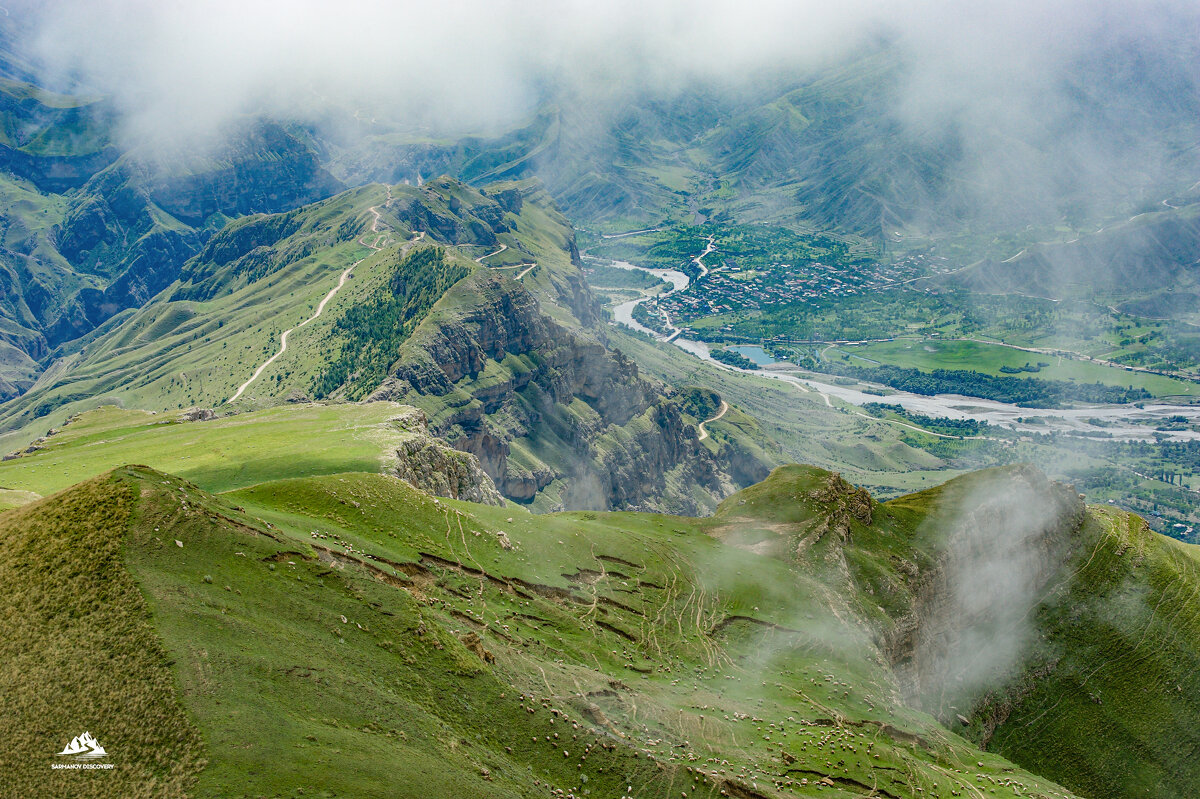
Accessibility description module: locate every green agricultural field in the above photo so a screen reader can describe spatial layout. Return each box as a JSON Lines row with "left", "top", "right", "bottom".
{"left": 827, "top": 338, "right": 1200, "bottom": 398}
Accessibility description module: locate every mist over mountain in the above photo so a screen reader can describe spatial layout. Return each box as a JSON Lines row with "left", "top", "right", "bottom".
{"left": 16, "top": 0, "right": 1200, "bottom": 233}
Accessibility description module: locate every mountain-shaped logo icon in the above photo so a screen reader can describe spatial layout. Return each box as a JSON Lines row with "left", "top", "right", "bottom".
{"left": 58, "top": 731, "right": 108, "bottom": 759}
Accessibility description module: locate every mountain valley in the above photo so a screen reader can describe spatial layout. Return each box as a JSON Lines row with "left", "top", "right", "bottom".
{"left": 2, "top": 4, "right": 1200, "bottom": 797}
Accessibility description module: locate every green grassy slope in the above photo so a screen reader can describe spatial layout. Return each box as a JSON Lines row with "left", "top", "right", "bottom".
{"left": 0, "top": 473, "right": 203, "bottom": 798}
{"left": 15, "top": 456, "right": 1200, "bottom": 798}
{"left": 4, "top": 463, "right": 1096, "bottom": 799}
{"left": 0, "top": 91, "right": 346, "bottom": 380}
{"left": 0, "top": 402, "right": 423, "bottom": 501}
{"left": 0, "top": 77, "right": 110, "bottom": 158}
{"left": 0, "top": 170, "right": 80, "bottom": 396}
{"left": 699, "top": 463, "right": 1200, "bottom": 799}
{"left": 0, "top": 176, "right": 588, "bottom": 446}
{"left": 0, "top": 174, "right": 773, "bottom": 513}
{"left": 0, "top": 183, "right": 401, "bottom": 447}
{"left": 946, "top": 208, "right": 1200, "bottom": 326}
{"left": 978, "top": 505, "right": 1200, "bottom": 797}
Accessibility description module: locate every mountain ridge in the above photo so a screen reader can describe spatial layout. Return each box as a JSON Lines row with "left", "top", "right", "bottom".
{"left": 3, "top": 458, "right": 1196, "bottom": 798}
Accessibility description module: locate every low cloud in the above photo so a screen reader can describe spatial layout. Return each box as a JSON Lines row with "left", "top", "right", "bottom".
{"left": 9, "top": 0, "right": 1195, "bottom": 238}
{"left": 18, "top": 2, "right": 1192, "bottom": 139}
{"left": 907, "top": 468, "right": 1080, "bottom": 715}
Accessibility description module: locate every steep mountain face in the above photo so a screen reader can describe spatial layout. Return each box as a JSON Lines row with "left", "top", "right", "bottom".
{"left": 391, "top": 422, "right": 505, "bottom": 506}
{"left": 946, "top": 209, "right": 1200, "bottom": 322}
{"left": 333, "top": 180, "right": 772, "bottom": 512}
{"left": 888, "top": 470, "right": 1200, "bottom": 799}
{"left": 329, "top": 35, "right": 1200, "bottom": 242}
{"left": 371, "top": 268, "right": 732, "bottom": 511}
{"left": 134, "top": 125, "right": 343, "bottom": 226}
{"left": 354, "top": 180, "right": 768, "bottom": 512}
{"left": 0, "top": 176, "right": 772, "bottom": 512}
{"left": 696, "top": 463, "right": 1200, "bottom": 799}
{"left": 328, "top": 101, "right": 707, "bottom": 226}
{"left": 44, "top": 121, "right": 344, "bottom": 345}
{"left": 0, "top": 77, "right": 115, "bottom": 191}
{"left": 0, "top": 104, "right": 343, "bottom": 400}
{"left": 880, "top": 468, "right": 1087, "bottom": 709}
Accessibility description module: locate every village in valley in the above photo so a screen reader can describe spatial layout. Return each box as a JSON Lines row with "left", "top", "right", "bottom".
{"left": 649, "top": 247, "right": 945, "bottom": 323}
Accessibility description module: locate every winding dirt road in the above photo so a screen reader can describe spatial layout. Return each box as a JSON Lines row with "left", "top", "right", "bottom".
{"left": 477, "top": 243, "right": 535, "bottom": 280}
{"left": 475, "top": 243, "right": 507, "bottom": 262}
{"left": 696, "top": 400, "right": 729, "bottom": 441}
{"left": 227, "top": 186, "right": 415, "bottom": 404}
{"left": 693, "top": 235, "right": 715, "bottom": 279}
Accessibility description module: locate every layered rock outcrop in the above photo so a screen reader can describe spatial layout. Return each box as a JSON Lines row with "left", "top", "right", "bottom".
{"left": 393, "top": 433, "right": 504, "bottom": 506}
{"left": 387, "top": 407, "right": 503, "bottom": 505}
{"left": 370, "top": 269, "right": 727, "bottom": 512}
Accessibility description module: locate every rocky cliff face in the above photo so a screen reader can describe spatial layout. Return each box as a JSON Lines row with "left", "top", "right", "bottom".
{"left": 370, "top": 269, "right": 729, "bottom": 512}
{"left": 49, "top": 227, "right": 199, "bottom": 343}
{"left": 338, "top": 177, "right": 773, "bottom": 513}
{"left": 387, "top": 408, "right": 504, "bottom": 506}
{"left": 0, "top": 145, "right": 116, "bottom": 193}
{"left": 143, "top": 123, "right": 344, "bottom": 225}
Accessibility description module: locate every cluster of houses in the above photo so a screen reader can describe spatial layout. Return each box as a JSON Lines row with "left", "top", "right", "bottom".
{"left": 649, "top": 251, "right": 945, "bottom": 324}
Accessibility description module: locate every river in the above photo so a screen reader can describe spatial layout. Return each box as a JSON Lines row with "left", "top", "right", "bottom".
{"left": 604, "top": 260, "right": 689, "bottom": 335}
{"left": 599, "top": 258, "right": 1200, "bottom": 443}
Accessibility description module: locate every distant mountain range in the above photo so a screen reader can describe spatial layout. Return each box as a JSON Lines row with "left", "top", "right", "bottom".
{"left": 3, "top": 25, "right": 1197, "bottom": 407}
